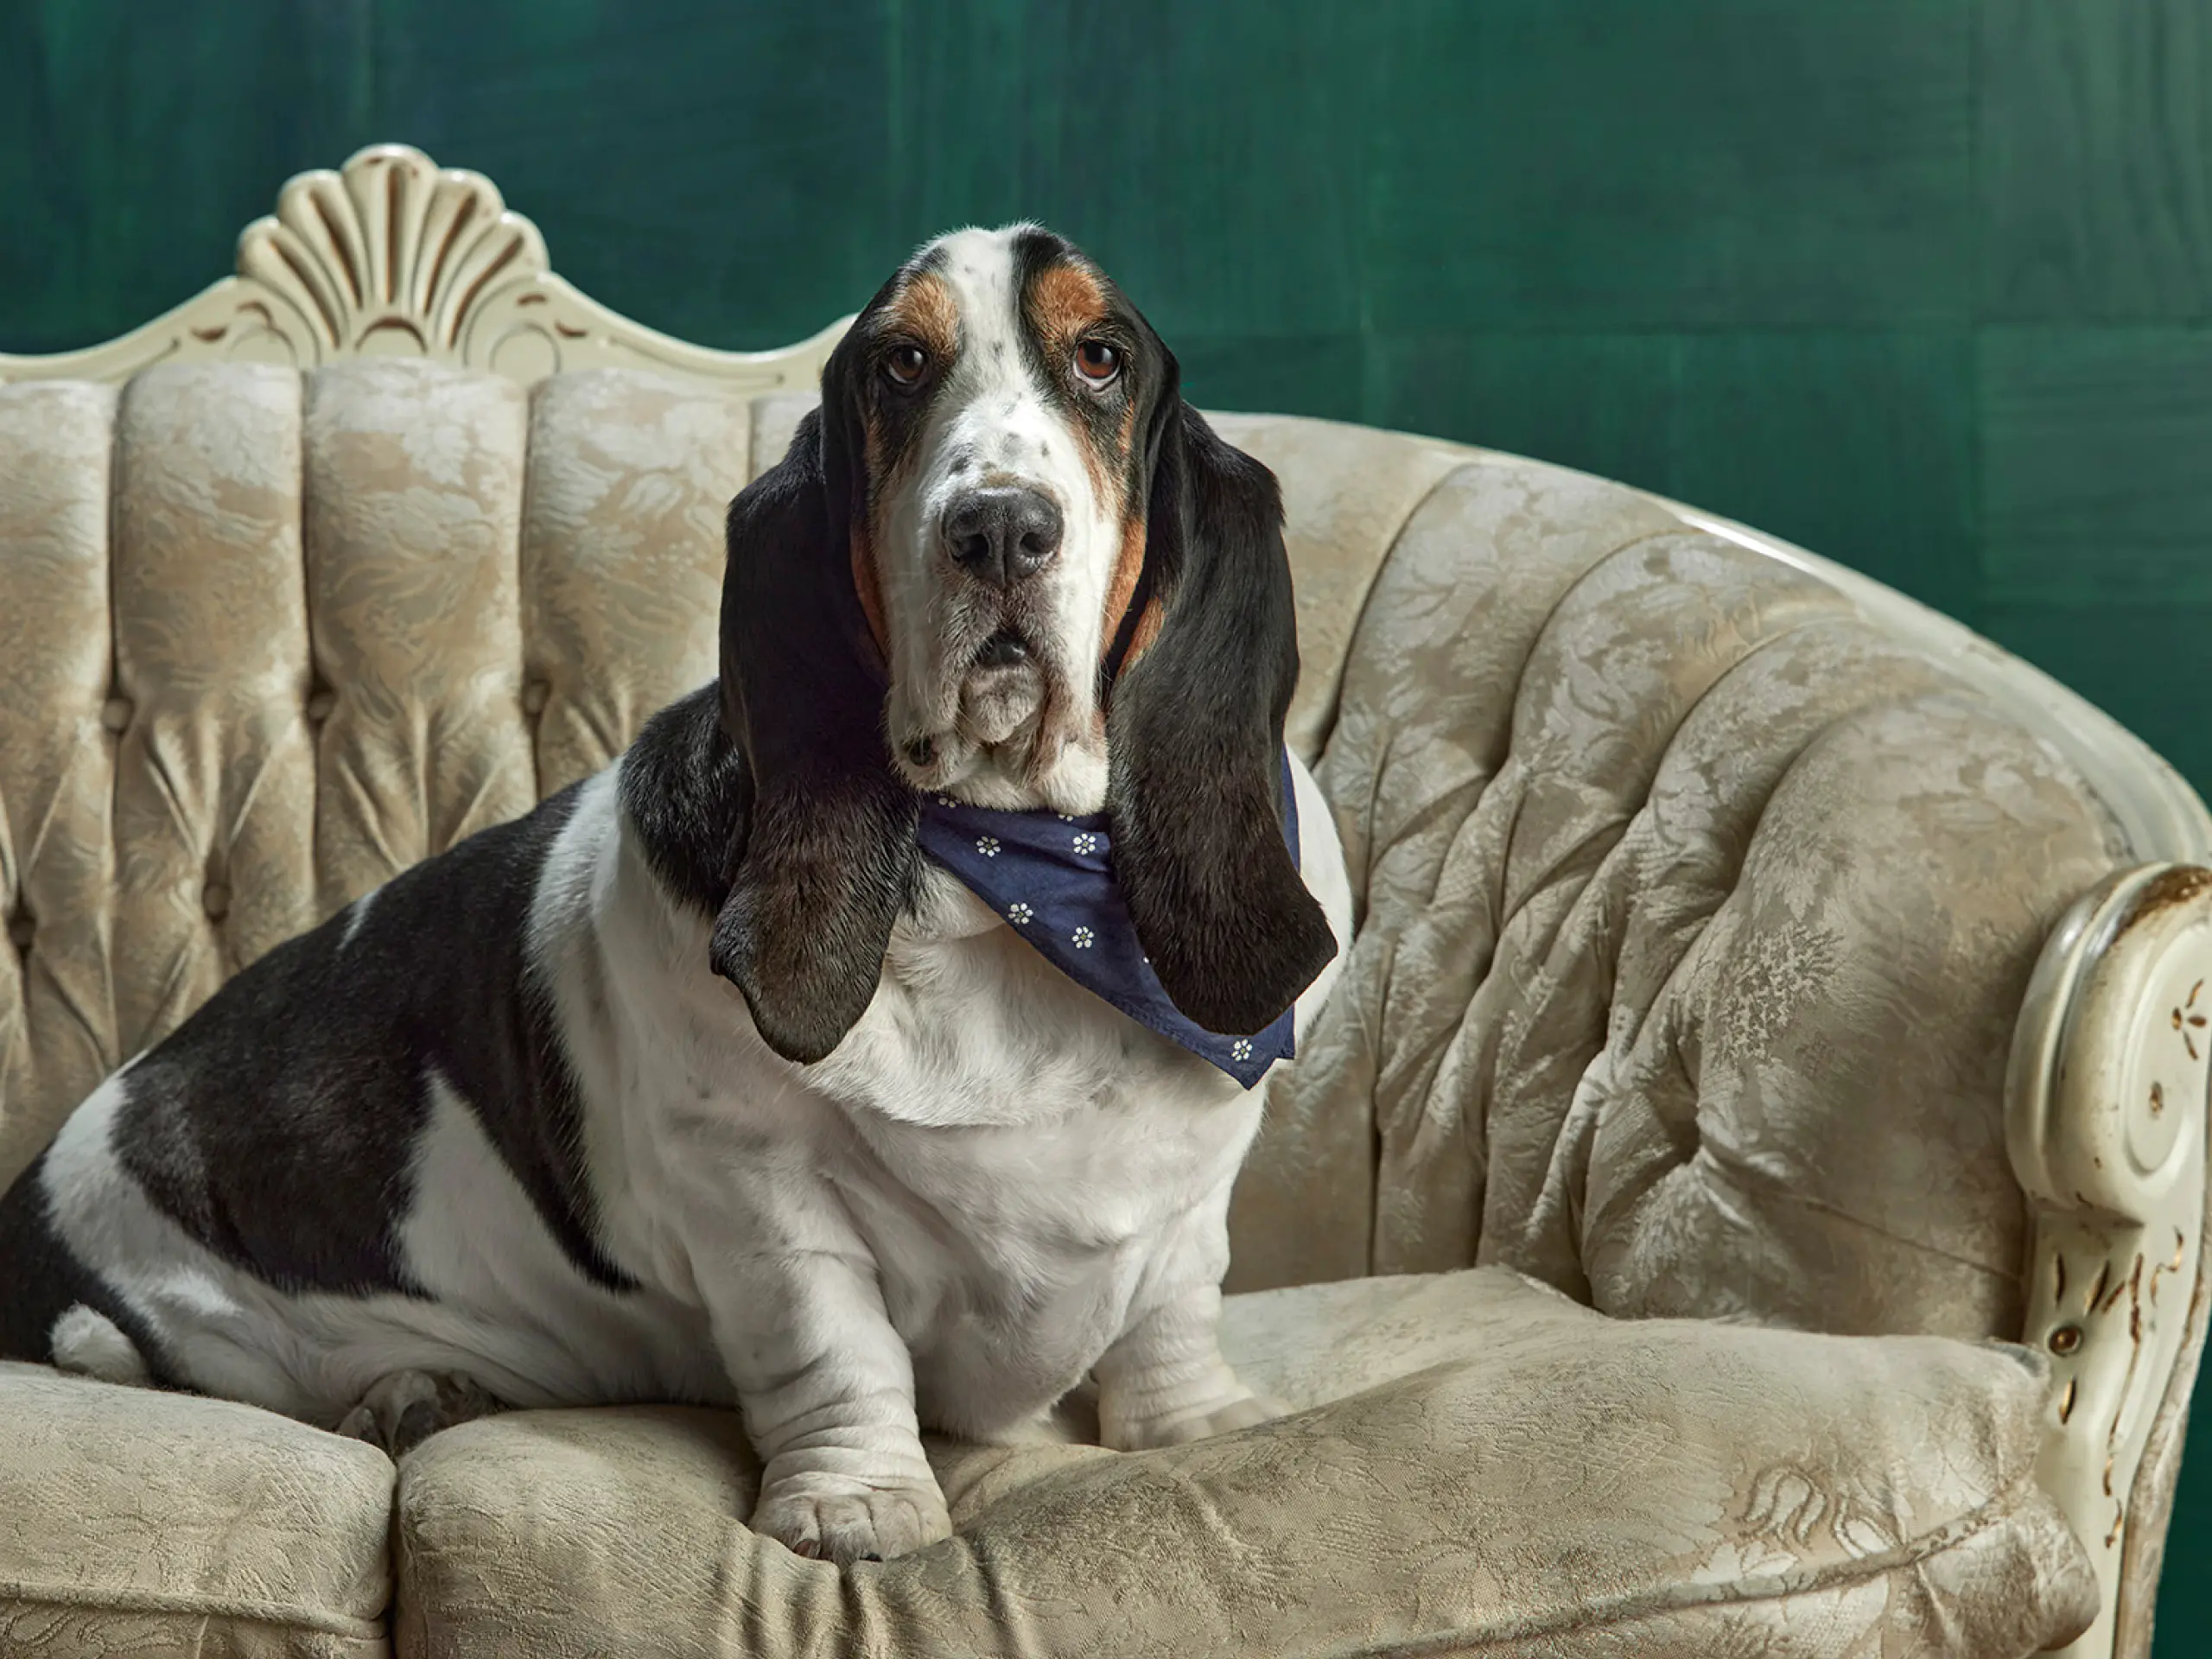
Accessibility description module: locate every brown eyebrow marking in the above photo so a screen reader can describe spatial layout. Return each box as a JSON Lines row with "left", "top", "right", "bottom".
{"left": 881, "top": 266, "right": 959, "bottom": 359}
{"left": 1027, "top": 260, "right": 1109, "bottom": 346}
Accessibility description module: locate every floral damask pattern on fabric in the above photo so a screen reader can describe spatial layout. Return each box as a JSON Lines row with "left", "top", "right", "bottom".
{"left": 0, "top": 376, "right": 2137, "bottom": 1656}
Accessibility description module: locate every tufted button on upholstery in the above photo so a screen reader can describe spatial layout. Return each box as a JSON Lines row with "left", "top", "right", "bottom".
{"left": 306, "top": 689, "right": 336, "bottom": 722}
{"left": 99, "top": 696, "right": 133, "bottom": 734}
{"left": 202, "top": 883, "right": 231, "bottom": 923}
{"left": 6, "top": 912, "right": 31, "bottom": 953}
{"left": 521, "top": 680, "right": 550, "bottom": 716}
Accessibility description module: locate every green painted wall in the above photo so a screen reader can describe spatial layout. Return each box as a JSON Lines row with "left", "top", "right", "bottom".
{"left": 4, "top": 0, "right": 2210, "bottom": 1643}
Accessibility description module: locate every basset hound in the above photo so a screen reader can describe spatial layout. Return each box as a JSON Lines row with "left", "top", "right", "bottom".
{"left": 0, "top": 224, "right": 1351, "bottom": 1566}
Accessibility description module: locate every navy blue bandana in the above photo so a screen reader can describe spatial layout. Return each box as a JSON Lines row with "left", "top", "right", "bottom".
{"left": 914, "top": 759, "right": 1301, "bottom": 1089}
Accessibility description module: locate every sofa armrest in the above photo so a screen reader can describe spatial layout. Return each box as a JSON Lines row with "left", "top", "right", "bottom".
{"left": 2008, "top": 863, "right": 2212, "bottom": 1659}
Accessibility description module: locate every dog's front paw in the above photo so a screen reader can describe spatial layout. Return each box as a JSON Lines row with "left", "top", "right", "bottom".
{"left": 751, "top": 1476, "right": 953, "bottom": 1565}
{"left": 1101, "top": 1386, "right": 1286, "bottom": 1452}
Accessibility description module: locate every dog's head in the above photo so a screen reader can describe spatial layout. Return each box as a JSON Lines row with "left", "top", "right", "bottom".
{"left": 712, "top": 224, "right": 1338, "bottom": 1064}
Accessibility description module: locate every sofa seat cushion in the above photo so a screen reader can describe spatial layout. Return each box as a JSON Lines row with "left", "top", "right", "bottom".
{"left": 392, "top": 1268, "right": 2094, "bottom": 1658}
{"left": 0, "top": 1361, "right": 396, "bottom": 1657}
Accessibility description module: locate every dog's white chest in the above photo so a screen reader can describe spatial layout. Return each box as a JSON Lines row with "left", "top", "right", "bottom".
{"left": 850, "top": 1065, "right": 1258, "bottom": 1438}
{"left": 625, "top": 876, "right": 1265, "bottom": 1440}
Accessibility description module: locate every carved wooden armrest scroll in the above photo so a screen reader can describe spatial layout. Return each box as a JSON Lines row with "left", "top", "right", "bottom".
{"left": 0, "top": 143, "right": 851, "bottom": 391}
{"left": 2007, "top": 864, "right": 2212, "bottom": 1659}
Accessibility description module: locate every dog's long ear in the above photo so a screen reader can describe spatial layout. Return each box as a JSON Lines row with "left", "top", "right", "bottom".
{"left": 1104, "top": 384, "right": 1338, "bottom": 1035}
{"left": 709, "top": 346, "right": 917, "bottom": 1065}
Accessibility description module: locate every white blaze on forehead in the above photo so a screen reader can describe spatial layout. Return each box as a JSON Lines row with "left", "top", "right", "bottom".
{"left": 875, "top": 225, "right": 1121, "bottom": 812}
{"left": 914, "top": 226, "right": 1111, "bottom": 568}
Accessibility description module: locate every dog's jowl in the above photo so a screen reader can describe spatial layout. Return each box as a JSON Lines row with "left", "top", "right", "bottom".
{"left": 0, "top": 225, "right": 1352, "bottom": 1567}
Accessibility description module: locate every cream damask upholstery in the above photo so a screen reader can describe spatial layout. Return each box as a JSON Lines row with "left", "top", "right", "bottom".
{"left": 385, "top": 1273, "right": 2092, "bottom": 1657}
{"left": 2, "top": 147, "right": 2208, "bottom": 1659}
{"left": 0, "top": 363, "right": 779, "bottom": 1165}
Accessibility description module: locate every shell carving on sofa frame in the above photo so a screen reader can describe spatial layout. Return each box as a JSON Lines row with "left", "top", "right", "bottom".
{"left": 3, "top": 143, "right": 2209, "bottom": 1659}
{"left": 0, "top": 142, "right": 850, "bottom": 391}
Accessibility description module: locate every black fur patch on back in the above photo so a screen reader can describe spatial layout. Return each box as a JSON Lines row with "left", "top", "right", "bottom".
{"left": 0, "top": 1150, "right": 171, "bottom": 1374}
{"left": 111, "top": 780, "right": 635, "bottom": 1296}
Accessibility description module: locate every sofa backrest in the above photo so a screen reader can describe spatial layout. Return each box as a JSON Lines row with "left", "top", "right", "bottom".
{"left": 0, "top": 354, "right": 2169, "bottom": 1316}
{"left": 0, "top": 361, "right": 755, "bottom": 1180}
{"left": 0, "top": 357, "right": 1451, "bottom": 1193}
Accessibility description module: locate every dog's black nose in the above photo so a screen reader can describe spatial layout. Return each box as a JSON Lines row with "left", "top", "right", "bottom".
{"left": 943, "top": 488, "right": 1063, "bottom": 588}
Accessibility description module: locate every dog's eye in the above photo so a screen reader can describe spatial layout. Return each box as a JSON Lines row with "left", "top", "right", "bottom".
{"left": 1073, "top": 340, "right": 1120, "bottom": 385}
{"left": 884, "top": 344, "right": 929, "bottom": 387}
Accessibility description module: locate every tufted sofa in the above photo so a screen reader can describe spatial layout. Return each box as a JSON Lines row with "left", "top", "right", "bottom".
{"left": 1, "top": 148, "right": 2207, "bottom": 1659}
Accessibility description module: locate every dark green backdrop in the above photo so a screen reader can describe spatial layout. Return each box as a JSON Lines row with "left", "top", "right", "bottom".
{"left": 4, "top": 0, "right": 2209, "bottom": 1644}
